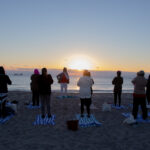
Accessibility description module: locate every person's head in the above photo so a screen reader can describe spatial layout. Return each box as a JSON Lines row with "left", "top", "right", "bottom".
{"left": 83, "top": 70, "right": 89, "bottom": 76}
{"left": 63, "top": 67, "right": 67, "bottom": 73}
{"left": 41, "top": 68, "right": 47, "bottom": 76}
{"left": 117, "top": 71, "right": 121, "bottom": 77}
{"left": 34, "top": 69, "right": 39, "bottom": 75}
{"left": 137, "top": 70, "right": 145, "bottom": 77}
{"left": 0, "top": 66, "right": 5, "bottom": 75}
{"left": 87, "top": 71, "right": 91, "bottom": 77}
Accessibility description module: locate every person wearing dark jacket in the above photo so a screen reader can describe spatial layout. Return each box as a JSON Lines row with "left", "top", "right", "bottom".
{"left": 146, "top": 75, "right": 150, "bottom": 104}
{"left": 0, "top": 66, "right": 12, "bottom": 117}
{"left": 112, "top": 71, "right": 123, "bottom": 106}
{"left": 38, "top": 68, "right": 53, "bottom": 118}
{"left": 30, "top": 69, "right": 40, "bottom": 106}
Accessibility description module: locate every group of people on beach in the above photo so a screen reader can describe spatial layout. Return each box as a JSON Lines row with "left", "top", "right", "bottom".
{"left": 0, "top": 66, "right": 150, "bottom": 121}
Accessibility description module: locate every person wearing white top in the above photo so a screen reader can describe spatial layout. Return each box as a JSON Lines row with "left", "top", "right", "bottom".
{"left": 77, "top": 70, "right": 94, "bottom": 117}
{"left": 132, "top": 70, "right": 148, "bottom": 120}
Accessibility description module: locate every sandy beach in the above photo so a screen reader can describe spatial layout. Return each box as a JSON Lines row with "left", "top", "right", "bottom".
{"left": 0, "top": 91, "right": 150, "bottom": 150}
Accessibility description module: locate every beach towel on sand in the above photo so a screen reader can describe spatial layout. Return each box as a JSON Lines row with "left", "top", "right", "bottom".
{"left": 76, "top": 114, "right": 101, "bottom": 127}
{"left": 56, "top": 95, "right": 79, "bottom": 99}
{"left": 0, "top": 114, "right": 14, "bottom": 124}
{"left": 33, "top": 114, "right": 55, "bottom": 125}
{"left": 122, "top": 112, "right": 150, "bottom": 123}
{"left": 26, "top": 103, "right": 41, "bottom": 109}
{"left": 111, "top": 104, "right": 127, "bottom": 110}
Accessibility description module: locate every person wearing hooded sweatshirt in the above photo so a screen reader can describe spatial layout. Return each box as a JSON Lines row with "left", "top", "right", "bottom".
{"left": 57, "top": 67, "right": 69, "bottom": 96}
{"left": 77, "top": 70, "right": 94, "bottom": 117}
{"left": 30, "top": 69, "right": 40, "bottom": 106}
{"left": 112, "top": 71, "right": 123, "bottom": 106}
{"left": 132, "top": 70, "right": 148, "bottom": 120}
{"left": 38, "top": 68, "right": 53, "bottom": 118}
{"left": 146, "top": 75, "right": 150, "bottom": 104}
{"left": 0, "top": 66, "right": 12, "bottom": 117}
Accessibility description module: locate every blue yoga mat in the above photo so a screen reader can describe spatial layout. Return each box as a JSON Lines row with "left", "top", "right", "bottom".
{"left": 76, "top": 114, "right": 101, "bottom": 127}
{"left": 56, "top": 95, "right": 79, "bottom": 99}
{"left": 33, "top": 114, "right": 55, "bottom": 125}
{"left": 111, "top": 104, "right": 127, "bottom": 110}
{"left": 0, "top": 114, "right": 14, "bottom": 124}
{"left": 26, "top": 103, "right": 41, "bottom": 109}
{"left": 122, "top": 112, "right": 150, "bottom": 123}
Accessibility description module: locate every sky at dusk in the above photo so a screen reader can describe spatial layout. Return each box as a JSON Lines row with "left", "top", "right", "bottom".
{"left": 0, "top": 0, "right": 150, "bottom": 72}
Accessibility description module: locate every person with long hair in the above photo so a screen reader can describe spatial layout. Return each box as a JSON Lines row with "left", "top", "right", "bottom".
{"left": 57, "top": 67, "right": 69, "bottom": 96}
{"left": 77, "top": 70, "right": 94, "bottom": 117}
{"left": 112, "top": 71, "right": 123, "bottom": 106}
{"left": 0, "top": 66, "right": 12, "bottom": 118}
{"left": 30, "top": 69, "right": 40, "bottom": 106}
{"left": 132, "top": 70, "right": 147, "bottom": 120}
{"left": 38, "top": 68, "right": 53, "bottom": 118}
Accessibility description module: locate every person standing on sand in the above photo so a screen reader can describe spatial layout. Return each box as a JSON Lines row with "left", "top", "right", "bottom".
{"left": 112, "top": 71, "right": 123, "bottom": 106}
{"left": 30, "top": 69, "right": 40, "bottom": 106}
{"left": 132, "top": 70, "right": 147, "bottom": 120}
{"left": 38, "top": 68, "right": 53, "bottom": 118}
{"left": 57, "top": 67, "right": 69, "bottom": 97}
{"left": 146, "top": 75, "right": 150, "bottom": 104}
{"left": 77, "top": 70, "right": 94, "bottom": 117}
{"left": 0, "top": 66, "right": 12, "bottom": 118}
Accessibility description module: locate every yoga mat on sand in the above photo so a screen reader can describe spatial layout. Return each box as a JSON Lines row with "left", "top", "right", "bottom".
{"left": 122, "top": 112, "right": 150, "bottom": 123}
{"left": 26, "top": 103, "right": 41, "bottom": 109}
{"left": 33, "top": 114, "right": 55, "bottom": 125}
{"left": 111, "top": 104, "right": 127, "bottom": 110}
{"left": 76, "top": 114, "right": 101, "bottom": 127}
{"left": 56, "top": 95, "right": 79, "bottom": 99}
{"left": 0, "top": 114, "right": 14, "bottom": 124}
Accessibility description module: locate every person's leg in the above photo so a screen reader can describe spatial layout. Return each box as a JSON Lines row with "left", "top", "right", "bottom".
{"left": 118, "top": 92, "right": 121, "bottom": 107}
{"left": 35, "top": 92, "right": 39, "bottom": 106}
{"left": 86, "top": 98, "right": 91, "bottom": 117}
{"left": 64, "top": 83, "right": 67, "bottom": 96}
{"left": 36, "top": 92, "right": 39, "bottom": 106}
{"left": 40, "top": 95, "right": 45, "bottom": 118}
{"left": 46, "top": 94, "right": 51, "bottom": 117}
{"left": 61, "top": 84, "right": 64, "bottom": 93}
{"left": 80, "top": 99, "right": 84, "bottom": 117}
{"left": 32, "top": 91, "right": 35, "bottom": 106}
{"left": 114, "top": 92, "right": 117, "bottom": 106}
{"left": 140, "top": 97, "right": 148, "bottom": 120}
{"left": 132, "top": 96, "right": 139, "bottom": 119}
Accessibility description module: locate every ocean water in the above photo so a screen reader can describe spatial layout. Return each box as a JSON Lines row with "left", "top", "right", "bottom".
{"left": 6, "top": 70, "right": 150, "bottom": 93}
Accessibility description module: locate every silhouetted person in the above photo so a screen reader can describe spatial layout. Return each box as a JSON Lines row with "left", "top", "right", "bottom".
{"left": 30, "top": 69, "right": 40, "bottom": 106}
{"left": 38, "top": 68, "right": 53, "bottom": 118}
{"left": 77, "top": 70, "right": 94, "bottom": 117}
{"left": 0, "top": 66, "right": 12, "bottom": 118}
{"left": 112, "top": 71, "right": 123, "bottom": 106}
{"left": 57, "top": 67, "right": 69, "bottom": 96}
{"left": 132, "top": 70, "right": 147, "bottom": 120}
{"left": 146, "top": 75, "right": 150, "bottom": 104}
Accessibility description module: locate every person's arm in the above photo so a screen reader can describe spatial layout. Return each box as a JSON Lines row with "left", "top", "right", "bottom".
{"left": 132, "top": 78, "right": 136, "bottom": 85}
{"left": 121, "top": 77, "right": 123, "bottom": 84}
{"left": 7, "top": 76, "right": 12, "bottom": 85}
{"left": 77, "top": 78, "right": 81, "bottom": 87}
{"left": 48, "top": 74, "right": 53, "bottom": 84}
{"left": 112, "top": 77, "right": 116, "bottom": 85}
